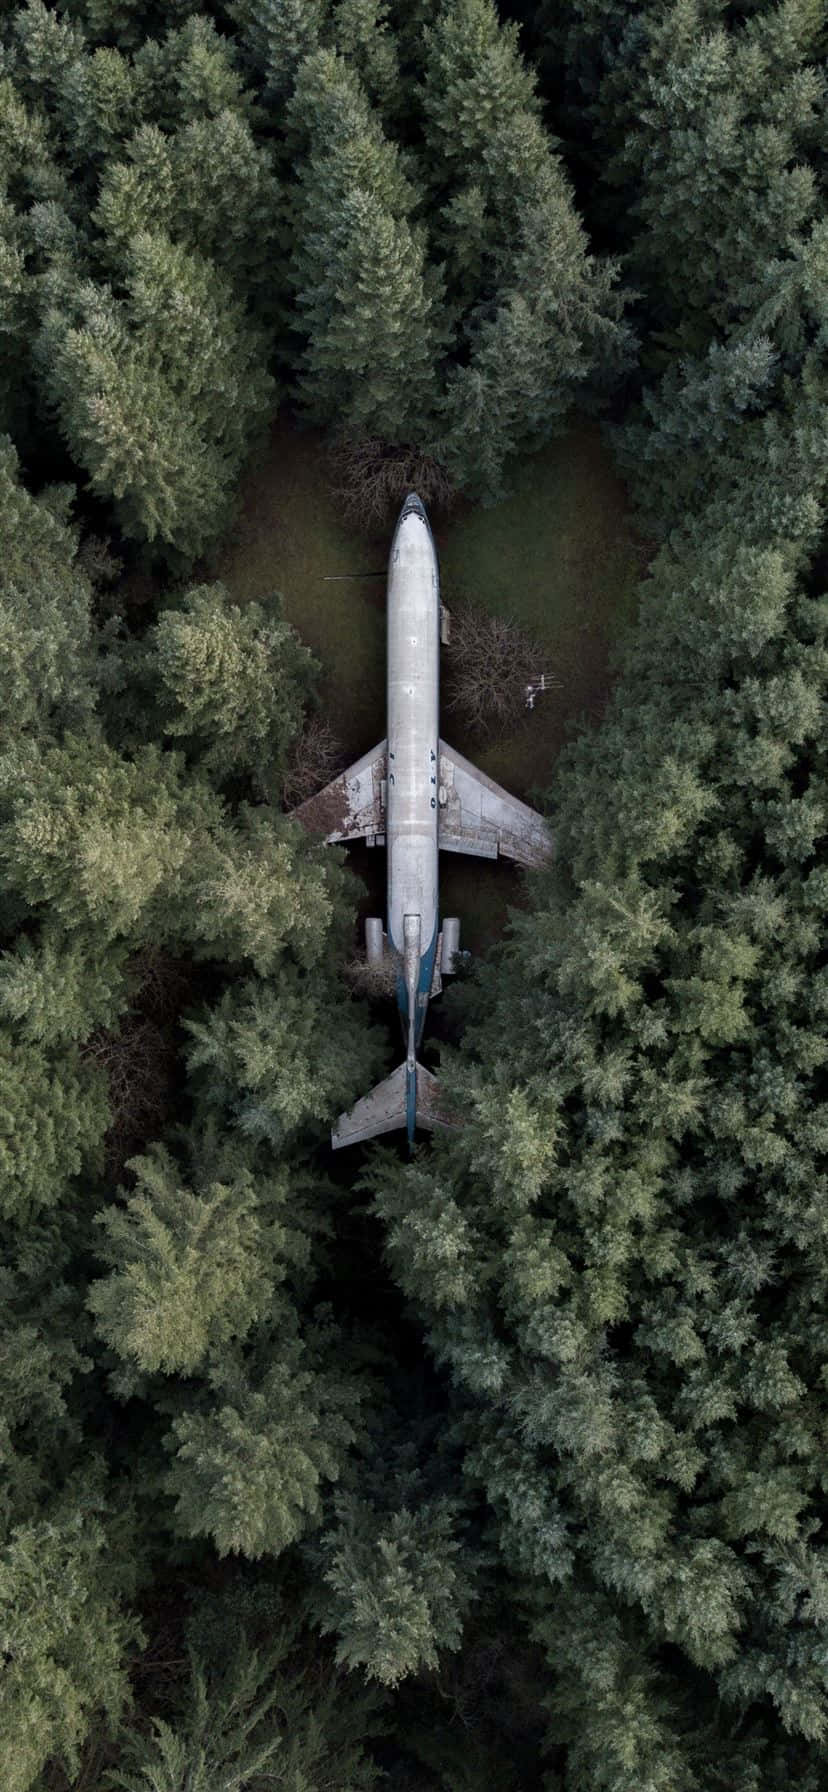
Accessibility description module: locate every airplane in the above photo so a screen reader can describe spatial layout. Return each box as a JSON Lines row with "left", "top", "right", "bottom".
{"left": 292, "top": 492, "right": 553, "bottom": 1149}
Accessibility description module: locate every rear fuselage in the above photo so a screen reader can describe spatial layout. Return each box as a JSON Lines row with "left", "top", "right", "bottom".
{"left": 386, "top": 494, "right": 440, "bottom": 1052}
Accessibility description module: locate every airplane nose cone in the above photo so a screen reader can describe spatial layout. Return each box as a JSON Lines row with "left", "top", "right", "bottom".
{"left": 400, "top": 491, "right": 427, "bottom": 522}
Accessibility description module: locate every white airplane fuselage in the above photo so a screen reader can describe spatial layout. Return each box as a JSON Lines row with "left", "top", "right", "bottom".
{"left": 292, "top": 491, "right": 554, "bottom": 1149}
{"left": 386, "top": 495, "right": 441, "bottom": 1094}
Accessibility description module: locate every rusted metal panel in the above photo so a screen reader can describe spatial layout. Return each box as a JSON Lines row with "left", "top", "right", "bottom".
{"left": 291, "top": 740, "right": 386, "bottom": 842}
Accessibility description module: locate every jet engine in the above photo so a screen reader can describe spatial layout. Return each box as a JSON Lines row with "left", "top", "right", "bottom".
{"left": 441, "top": 917, "right": 461, "bottom": 974}
{"left": 365, "top": 917, "right": 385, "bottom": 965}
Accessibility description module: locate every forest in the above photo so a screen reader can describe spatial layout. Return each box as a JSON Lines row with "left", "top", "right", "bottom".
{"left": 0, "top": 0, "right": 826, "bottom": 1787}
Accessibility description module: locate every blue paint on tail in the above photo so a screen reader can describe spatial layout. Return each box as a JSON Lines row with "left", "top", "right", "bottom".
{"left": 406, "top": 1060, "right": 417, "bottom": 1147}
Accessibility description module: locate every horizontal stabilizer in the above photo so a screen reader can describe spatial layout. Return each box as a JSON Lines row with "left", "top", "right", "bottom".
{"left": 331, "top": 1061, "right": 456, "bottom": 1149}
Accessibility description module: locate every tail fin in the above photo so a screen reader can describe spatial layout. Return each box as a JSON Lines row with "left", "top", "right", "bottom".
{"left": 331, "top": 1060, "right": 452, "bottom": 1149}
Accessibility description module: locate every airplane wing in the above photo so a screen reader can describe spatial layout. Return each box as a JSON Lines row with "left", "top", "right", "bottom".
{"left": 290, "top": 740, "right": 387, "bottom": 844}
{"left": 438, "top": 739, "right": 553, "bottom": 868}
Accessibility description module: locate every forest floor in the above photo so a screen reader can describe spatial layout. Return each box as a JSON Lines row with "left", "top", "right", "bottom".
{"left": 207, "top": 413, "right": 644, "bottom": 954}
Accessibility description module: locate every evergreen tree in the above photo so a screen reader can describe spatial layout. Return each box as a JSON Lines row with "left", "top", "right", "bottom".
{"left": 421, "top": 0, "right": 632, "bottom": 496}
{"left": 317, "top": 1493, "right": 475, "bottom": 1686}
{"left": 0, "top": 438, "right": 111, "bottom": 748}
{"left": 37, "top": 230, "right": 275, "bottom": 558}
{"left": 286, "top": 48, "right": 439, "bottom": 441}
{"left": 95, "top": 109, "right": 283, "bottom": 317}
{"left": 107, "top": 1599, "right": 381, "bottom": 1792}
{"left": 605, "top": 0, "right": 826, "bottom": 342}
{"left": 183, "top": 969, "right": 387, "bottom": 1149}
{"left": 149, "top": 581, "right": 316, "bottom": 797}
{"left": 0, "top": 1479, "right": 142, "bottom": 1792}
{"left": 87, "top": 1139, "right": 285, "bottom": 1377}
{"left": 0, "top": 1028, "right": 108, "bottom": 1223}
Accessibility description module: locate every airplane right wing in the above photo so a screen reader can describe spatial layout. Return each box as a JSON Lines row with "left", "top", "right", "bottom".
{"left": 438, "top": 739, "right": 553, "bottom": 868}
{"left": 290, "top": 739, "right": 387, "bottom": 844}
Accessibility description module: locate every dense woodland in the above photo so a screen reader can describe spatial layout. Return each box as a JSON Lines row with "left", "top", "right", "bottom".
{"left": 0, "top": 0, "right": 826, "bottom": 1786}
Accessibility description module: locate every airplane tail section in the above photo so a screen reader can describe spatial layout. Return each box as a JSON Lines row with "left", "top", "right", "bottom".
{"left": 331, "top": 1060, "right": 451, "bottom": 1150}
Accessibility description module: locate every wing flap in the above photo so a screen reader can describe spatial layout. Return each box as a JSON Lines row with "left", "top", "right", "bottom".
{"left": 438, "top": 739, "right": 553, "bottom": 867}
{"left": 291, "top": 739, "right": 387, "bottom": 843}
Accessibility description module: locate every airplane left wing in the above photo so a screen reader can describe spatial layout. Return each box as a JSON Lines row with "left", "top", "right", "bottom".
{"left": 290, "top": 739, "right": 387, "bottom": 843}
{"left": 438, "top": 739, "right": 553, "bottom": 868}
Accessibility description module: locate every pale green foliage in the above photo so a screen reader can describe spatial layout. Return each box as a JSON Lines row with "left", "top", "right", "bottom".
{"left": 184, "top": 971, "right": 387, "bottom": 1147}
{"left": 0, "top": 1027, "right": 108, "bottom": 1222}
{"left": 183, "top": 806, "right": 339, "bottom": 975}
{"left": 164, "top": 1349, "right": 358, "bottom": 1558}
{"left": 0, "top": 734, "right": 342, "bottom": 977}
{"left": 319, "top": 1495, "right": 475, "bottom": 1685}
{"left": 0, "top": 734, "right": 222, "bottom": 943}
{"left": 88, "top": 1142, "right": 286, "bottom": 1375}
{"left": 38, "top": 230, "right": 275, "bottom": 557}
{"left": 0, "top": 925, "right": 128, "bottom": 1045}
{"left": 150, "top": 583, "right": 315, "bottom": 794}
{"left": 0, "top": 1488, "right": 141, "bottom": 1792}
{"left": 286, "top": 49, "right": 438, "bottom": 438}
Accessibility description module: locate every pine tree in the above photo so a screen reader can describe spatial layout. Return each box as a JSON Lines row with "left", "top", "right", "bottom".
{"left": 163, "top": 1338, "right": 360, "bottom": 1560}
{"left": 286, "top": 48, "right": 439, "bottom": 441}
{"left": 106, "top": 1606, "right": 382, "bottom": 1792}
{"left": 0, "top": 1027, "right": 109, "bottom": 1223}
{"left": 317, "top": 1494, "right": 475, "bottom": 1685}
{"left": 183, "top": 969, "right": 387, "bottom": 1148}
{"left": 0, "top": 438, "right": 110, "bottom": 746}
{"left": 37, "top": 231, "right": 275, "bottom": 558}
{"left": 420, "top": 0, "right": 632, "bottom": 496}
{"left": 0, "top": 1478, "right": 142, "bottom": 1792}
{"left": 87, "top": 1140, "right": 285, "bottom": 1377}
{"left": 95, "top": 109, "right": 283, "bottom": 315}
{"left": 606, "top": 0, "right": 826, "bottom": 341}
{"left": 149, "top": 582, "right": 316, "bottom": 797}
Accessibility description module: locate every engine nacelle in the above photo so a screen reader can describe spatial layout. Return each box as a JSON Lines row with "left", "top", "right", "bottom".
{"left": 365, "top": 917, "right": 385, "bottom": 966}
{"left": 441, "top": 916, "right": 461, "bottom": 974}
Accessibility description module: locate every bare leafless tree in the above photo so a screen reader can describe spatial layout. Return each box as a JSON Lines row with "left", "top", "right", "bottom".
{"left": 343, "top": 947, "right": 400, "bottom": 1001}
{"left": 329, "top": 434, "right": 457, "bottom": 531}
{"left": 81, "top": 1015, "right": 177, "bottom": 1179}
{"left": 282, "top": 715, "right": 344, "bottom": 809}
{"left": 443, "top": 601, "right": 558, "bottom": 739}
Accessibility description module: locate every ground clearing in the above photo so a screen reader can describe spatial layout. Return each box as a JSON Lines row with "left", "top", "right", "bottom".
{"left": 209, "top": 415, "right": 643, "bottom": 953}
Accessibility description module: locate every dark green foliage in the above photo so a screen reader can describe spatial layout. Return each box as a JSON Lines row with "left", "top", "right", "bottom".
{"left": 1, "top": 1, "right": 827, "bottom": 1788}
{"left": 0, "top": 438, "right": 110, "bottom": 744}
{"left": 366, "top": 486, "right": 828, "bottom": 1779}
{"left": 420, "top": 0, "right": 632, "bottom": 496}
{"left": 107, "top": 1588, "right": 382, "bottom": 1791}
{"left": 38, "top": 231, "right": 276, "bottom": 558}
{"left": 286, "top": 47, "right": 439, "bottom": 441}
